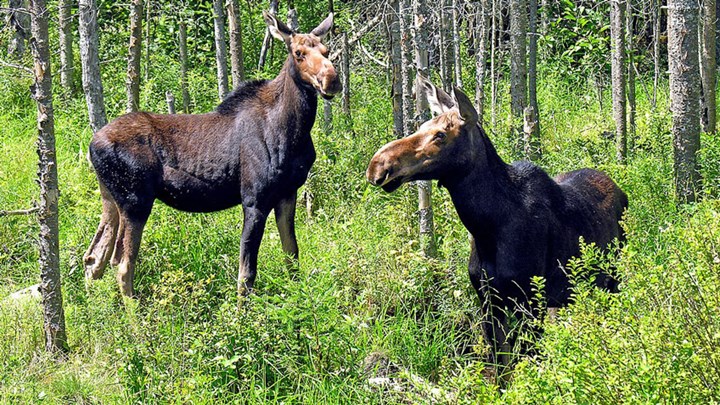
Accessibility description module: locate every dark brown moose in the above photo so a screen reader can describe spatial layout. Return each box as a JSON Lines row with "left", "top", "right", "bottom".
{"left": 366, "top": 77, "right": 627, "bottom": 369}
{"left": 84, "top": 12, "right": 340, "bottom": 297}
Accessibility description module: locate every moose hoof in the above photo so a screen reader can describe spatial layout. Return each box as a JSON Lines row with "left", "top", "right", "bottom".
{"left": 83, "top": 255, "right": 105, "bottom": 280}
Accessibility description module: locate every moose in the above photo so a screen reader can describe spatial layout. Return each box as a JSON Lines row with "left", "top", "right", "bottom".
{"left": 366, "top": 77, "right": 627, "bottom": 369}
{"left": 83, "top": 11, "right": 340, "bottom": 297}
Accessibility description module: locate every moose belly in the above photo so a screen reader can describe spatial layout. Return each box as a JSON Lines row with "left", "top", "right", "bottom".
{"left": 157, "top": 166, "right": 241, "bottom": 213}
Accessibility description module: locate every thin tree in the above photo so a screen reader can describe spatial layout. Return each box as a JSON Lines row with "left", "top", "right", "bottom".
{"left": 29, "top": 0, "right": 68, "bottom": 355}
{"left": 179, "top": 20, "right": 190, "bottom": 113}
{"left": 668, "top": 0, "right": 702, "bottom": 203}
{"left": 7, "top": 0, "right": 29, "bottom": 58}
{"left": 626, "top": 1, "right": 636, "bottom": 140}
{"left": 509, "top": 0, "right": 528, "bottom": 155}
{"left": 414, "top": 0, "right": 436, "bottom": 257}
{"left": 527, "top": 0, "right": 541, "bottom": 159}
{"left": 126, "top": 0, "right": 143, "bottom": 113}
{"left": 79, "top": 0, "right": 108, "bottom": 134}
{"left": 341, "top": 32, "right": 351, "bottom": 116}
{"left": 490, "top": 0, "right": 498, "bottom": 130}
{"left": 652, "top": 0, "right": 660, "bottom": 108}
{"left": 322, "top": 0, "right": 334, "bottom": 137}
{"left": 258, "top": 0, "right": 280, "bottom": 70}
{"left": 58, "top": 0, "right": 75, "bottom": 95}
{"left": 144, "top": 0, "right": 152, "bottom": 81}
{"left": 287, "top": 0, "right": 299, "bottom": 30}
{"left": 213, "top": 0, "right": 229, "bottom": 100}
{"left": 439, "top": 0, "right": 453, "bottom": 89}
{"left": 227, "top": 0, "right": 245, "bottom": 87}
{"left": 400, "top": 0, "right": 415, "bottom": 135}
{"left": 474, "top": 0, "right": 489, "bottom": 119}
{"left": 452, "top": 0, "right": 462, "bottom": 88}
{"left": 701, "top": 0, "right": 716, "bottom": 133}
{"left": 390, "top": 0, "right": 404, "bottom": 138}
{"left": 610, "top": 0, "right": 627, "bottom": 163}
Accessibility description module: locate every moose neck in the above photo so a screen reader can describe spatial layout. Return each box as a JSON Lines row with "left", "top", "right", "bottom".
{"left": 441, "top": 126, "right": 516, "bottom": 239}
{"left": 268, "top": 55, "right": 319, "bottom": 136}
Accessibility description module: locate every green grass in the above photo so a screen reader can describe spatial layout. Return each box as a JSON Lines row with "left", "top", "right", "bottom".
{"left": 2, "top": 63, "right": 720, "bottom": 403}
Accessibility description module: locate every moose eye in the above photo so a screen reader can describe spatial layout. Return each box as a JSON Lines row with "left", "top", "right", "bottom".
{"left": 434, "top": 132, "right": 447, "bottom": 141}
{"left": 295, "top": 50, "right": 302, "bottom": 57}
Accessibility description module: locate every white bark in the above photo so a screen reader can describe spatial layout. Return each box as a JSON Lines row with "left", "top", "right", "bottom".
{"left": 227, "top": 0, "right": 245, "bottom": 88}
{"left": 213, "top": 0, "right": 229, "bottom": 100}
{"left": 79, "top": 0, "right": 108, "bottom": 133}
{"left": 126, "top": 0, "right": 143, "bottom": 113}
{"left": 58, "top": 0, "right": 75, "bottom": 95}
{"left": 610, "top": 0, "right": 627, "bottom": 163}
{"left": 668, "top": 0, "right": 702, "bottom": 203}
{"left": 701, "top": 0, "right": 716, "bottom": 133}
{"left": 29, "top": 0, "right": 68, "bottom": 356}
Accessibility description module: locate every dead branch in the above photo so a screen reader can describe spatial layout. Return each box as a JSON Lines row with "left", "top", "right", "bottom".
{"left": 0, "top": 205, "right": 39, "bottom": 217}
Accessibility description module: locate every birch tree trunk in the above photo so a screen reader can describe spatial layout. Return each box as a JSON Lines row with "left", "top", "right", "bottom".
{"left": 610, "top": 0, "right": 627, "bottom": 163}
{"left": 258, "top": 0, "right": 280, "bottom": 70}
{"left": 126, "top": 0, "right": 143, "bottom": 113}
{"left": 414, "top": 0, "right": 436, "bottom": 257}
{"left": 79, "top": 0, "right": 108, "bottom": 134}
{"left": 227, "top": 0, "right": 245, "bottom": 88}
{"left": 527, "top": 0, "right": 541, "bottom": 159}
{"left": 440, "top": 0, "right": 453, "bottom": 90}
{"left": 701, "top": 0, "right": 716, "bottom": 133}
{"left": 213, "top": 0, "right": 229, "bottom": 100}
{"left": 179, "top": 21, "right": 190, "bottom": 113}
{"left": 475, "top": 0, "right": 489, "bottom": 119}
{"left": 341, "top": 32, "right": 351, "bottom": 116}
{"left": 166, "top": 91, "right": 175, "bottom": 114}
{"left": 510, "top": 0, "right": 528, "bottom": 155}
{"left": 390, "top": 0, "right": 404, "bottom": 138}
{"left": 400, "top": 0, "right": 415, "bottom": 134}
{"left": 491, "top": 0, "right": 498, "bottom": 130}
{"left": 144, "top": 0, "right": 151, "bottom": 81}
{"left": 452, "top": 0, "right": 463, "bottom": 88}
{"left": 626, "top": 2, "right": 636, "bottom": 140}
{"left": 7, "top": 0, "right": 29, "bottom": 58}
{"left": 58, "top": 0, "right": 75, "bottom": 95}
{"left": 29, "top": 0, "right": 68, "bottom": 356}
{"left": 668, "top": 0, "right": 702, "bottom": 203}
{"left": 653, "top": 0, "right": 660, "bottom": 108}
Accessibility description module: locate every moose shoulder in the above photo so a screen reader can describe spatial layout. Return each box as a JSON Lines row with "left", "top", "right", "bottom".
{"left": 366, "top": 76, "right": 627, "bottom": 368}
{"left": 83, "top": 11, "right": 341, "bottom": 297}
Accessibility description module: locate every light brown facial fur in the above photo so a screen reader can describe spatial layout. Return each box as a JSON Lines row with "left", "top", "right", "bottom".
{"left": 289, "top": 34, "right": 340, "bottom": 97}
{"left": 367, "top": 110, "right": 466, "bottom": 192}
{"left": 264, "top": 12, "right": 341, "bottom": 98}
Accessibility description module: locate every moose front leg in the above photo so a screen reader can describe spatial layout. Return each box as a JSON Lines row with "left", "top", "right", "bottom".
{"left": 275, "top": 193, "right": 299, "bottom": 271}
{"left": 237, "top": 206, "right": 269, "bottom": 296}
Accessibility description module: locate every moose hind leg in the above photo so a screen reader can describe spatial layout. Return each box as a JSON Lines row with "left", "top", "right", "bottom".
{"left": 83, "top": 184, "right": 119, "bottom": 280}
{"left": 114, "top": 211, "right": 150, "bottom": 298}
{"left": 275, "top": 194, "right": 299, "bottom": 271}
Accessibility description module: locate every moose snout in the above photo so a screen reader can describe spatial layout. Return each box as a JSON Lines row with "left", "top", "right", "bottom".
{"left": 366, "top": 154, "right": 392, "bottom": 186}
{"left": 320, "top": 64, "right": 342, "bottom": 95}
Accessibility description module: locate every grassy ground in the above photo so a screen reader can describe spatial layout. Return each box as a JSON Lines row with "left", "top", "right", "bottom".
{"left": 2, "top": 65, "right": 720, "bottom": 403}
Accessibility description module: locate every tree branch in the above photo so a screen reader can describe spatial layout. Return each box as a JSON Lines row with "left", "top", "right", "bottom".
{"left": 0, "top": 205, "right": 39, "bottom": 217}
{"left": 0, "top": 59, "right": 33, "bottom": 75}
{"left": 330, "top": 13, "right": 384, "bottom": 61}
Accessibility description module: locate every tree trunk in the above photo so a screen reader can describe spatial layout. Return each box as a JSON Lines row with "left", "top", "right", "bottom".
{"left": 29, "top": 0, "right": 68, "bottom": 356}
{"left": 527, "top": 0, "right": 541, "bottom": 159}
{"left": 490, "top": 0, "right": 498, "bottom": 131}
{"left": 213, "top": 0, "right": 229, "bottom": 100}
{"left": 668, "top": 0, "right": 702, "bottom": 203}
{"left": 610, "top": 0, "right": 627, "bottom": 163}
{"left": 701, "top": 0, "right": 716, "bottom": 133}
{"left": 626, "top": 1, "right": 636, "bottom": 141}
{"left": 400, "top": 0, "right": 415, "bottom": 136}
{"left": 166, "top": 91, "right": 175, "bottom": 114}
{"left": 7, "top": 0, "right": 29, "bottom": 58}
{"left": 390, "top": 0, "right": 404, "bottom": 138}
{"left": 341, "top": 32, "right": 351, "bottom": 116}
{"left": 439, "top": 0, "right": 453, "bottom": 90}
{"left": 287, "top": 8, "right": 299, "bottom": 31}
{"left": 452, "top": 0, "right": 463, "bottom": 88}
{"left": 58, "top": 0, "right": 75, "bottom": 96}
{"left": 322, "top": 0, "right": 334, "bottom": 136}
{"left": 541, "top": 0, "right": 549, "bottom": 34}
{"left": 258, "top": 0, "right": 280, "bottom": 70}
{"left": 414, "top": 0, "right": 436, "bottom": 257}
{"left": 510, "top": 0, "right": 528, "bottom": 155}
{"left": 227, "top": 0, "right": 245, "bottom": 88}
{"left": 79, "top": 0, "right": 108, "bottom": 134}
{"left": 179, "top": 21, "right": 190, "bottom": 113}
{"left": 144, "top": 0, "right": 151, "bottom": 81}
{"left": 475, "top": 0, "right": 489, "bottom": 119}
{"left": 126, "top": 0, "right": 143, "bottom": 113}
{"left": 653, "top": 0, "right": 660, "bottom": 108}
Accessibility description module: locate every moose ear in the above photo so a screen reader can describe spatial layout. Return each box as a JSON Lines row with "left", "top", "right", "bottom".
{"left": 416, "top": 74, "right": 454, "bottom": 116}
{"left": 263, "top": 10, "right": 293, "bottom": 44}
{"left": 311, "top": 13, "right": 334, "bottom": 39}
{"left": 451, "top": 87, "right": 478, "bottom": 127}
